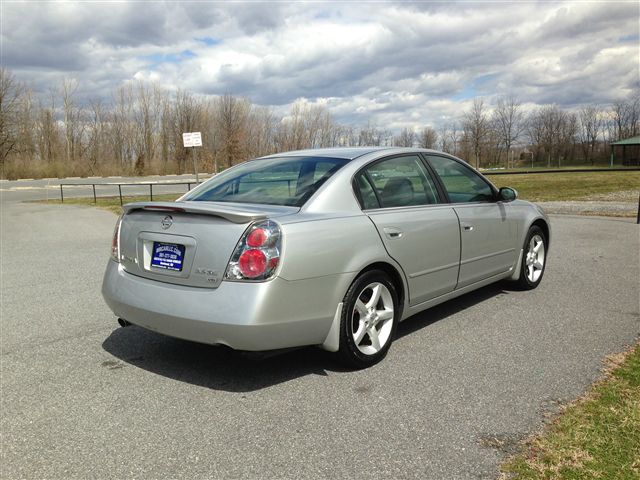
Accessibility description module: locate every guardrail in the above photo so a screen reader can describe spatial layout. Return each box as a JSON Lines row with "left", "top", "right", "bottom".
{"left": 59, "top": 181, "right": 200, "bottom": 205}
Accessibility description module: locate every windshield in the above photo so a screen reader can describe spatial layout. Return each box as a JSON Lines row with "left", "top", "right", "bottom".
{"left": 184, "top": 156, "right": 349, "bottom": 207}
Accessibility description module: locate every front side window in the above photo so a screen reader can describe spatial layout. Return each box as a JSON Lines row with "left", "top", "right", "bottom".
{"left": 427, "top": 155, "right": 495, "bottom": 203}
{"left": 184, "top": 156, "right": 348, "bottom": 207}
{"left": 354, "top": 155, "right": 440, "bottom": 209}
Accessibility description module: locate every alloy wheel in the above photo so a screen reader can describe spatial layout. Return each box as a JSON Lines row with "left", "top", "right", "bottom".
{"left": 351, "top": 282, "right": 394, "bottom": 355}
{"left": 525, "top": 234, "right": 545, "bottom": 283}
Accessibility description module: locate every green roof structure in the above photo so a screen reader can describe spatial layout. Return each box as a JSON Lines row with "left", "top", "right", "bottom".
{"left": 610, "top": 135, "right": 640, "bottom": 146}
{"left": 610, "top": 135, "right": 640, "bottom": 166}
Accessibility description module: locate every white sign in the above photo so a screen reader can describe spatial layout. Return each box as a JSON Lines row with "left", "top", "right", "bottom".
{"left": 182, "top": 131, "right": 202, "bottom": 147}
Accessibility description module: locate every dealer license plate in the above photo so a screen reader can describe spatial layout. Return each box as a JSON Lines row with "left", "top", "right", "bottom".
{"left": 151, "top": 242, "right": 185, "bottom": 271}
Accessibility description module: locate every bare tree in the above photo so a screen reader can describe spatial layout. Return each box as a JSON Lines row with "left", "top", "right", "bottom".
{"left": 393, "top": 128, "right": 416, "bottom": 147}
{"left": 158, "top": 90, "right": 173, "bottom": 172}
{"left": 438, "top": 124, "right": 449, "bottom": 152}
{"left": 130, "top": 82, "right": 166, "bottom": 174}
{"left": 559, "top": 112, "right": 578, "bottom": 167}
{"left": 611, "top": 95, "right": 640, "bottom": 140}
{"left": 0, "top": 68, "right": 25, "bottom": 164}
{"left": 6, "top": 63, "right": 632, "bottom": 178}
{"left": 526, "top": 108, "right": 544, "bottom": 165}
{"left": 86, "top": 98, "right": 106, "bottom": 173}
{"left": 419, "top": 126, "right": 438, "bottom": 149}
{"left": 214, "top": 94, "right": 250, "bottom": 169}
{"left": 463, "top": 98, "right": 489, "bottom": 168}
{"left": 246, "top": 105, "right": 277, "bottom": 159}
{"left": 578, "top": 105, "right": 603, "bottom": 165}
{"left": 448, "top": 123, "right": 461, "bottom": 156}
{"left": 173, "top": 90, "right": 203, "bottom": 173}
{"left": 33, "top": 88, "right": 64, "bottom": 167}
{"left": 60, "top": 78, "right": 84, "bottom": 165}
{"left": 356, "top": 123, "right": 392, "bottom": 147}
{"left": 111, "top": 84, "right": 136, "bottom": 170}
{"left": 492, "top": 95, "right": 525, "bottom": 168}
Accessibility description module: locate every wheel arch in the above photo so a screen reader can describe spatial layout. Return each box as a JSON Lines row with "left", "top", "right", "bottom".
{"left": 530, "top": 217, "right": 551, "bottom": 251}
{"left": 357, "top": 261, "right": 407, "bottom": 319}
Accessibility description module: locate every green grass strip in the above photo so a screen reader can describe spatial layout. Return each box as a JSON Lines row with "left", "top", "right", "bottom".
{"left": 502, "top": 343, "right": 640, "bottom": 479}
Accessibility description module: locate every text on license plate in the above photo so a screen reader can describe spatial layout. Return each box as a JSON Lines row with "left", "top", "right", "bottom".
{"left": 151, "top": 242, "right": 186, "bottom": 271}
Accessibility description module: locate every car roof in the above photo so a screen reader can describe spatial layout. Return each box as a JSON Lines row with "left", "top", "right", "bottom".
{"left": 258, "top": 146, "right": 443, "bottom": 161}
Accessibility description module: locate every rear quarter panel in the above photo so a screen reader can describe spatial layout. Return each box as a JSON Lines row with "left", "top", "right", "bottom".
{"left": 278, "top": 214, "right": 393, "bottom": 281}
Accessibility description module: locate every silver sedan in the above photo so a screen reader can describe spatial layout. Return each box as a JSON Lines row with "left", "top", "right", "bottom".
{"left": 102, "top": 147, "right": 550, "bottom": 368}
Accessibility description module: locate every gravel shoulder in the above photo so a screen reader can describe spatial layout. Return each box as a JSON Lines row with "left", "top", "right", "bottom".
{"left": 538, "top": 199, "right": 638, "bottom": 217}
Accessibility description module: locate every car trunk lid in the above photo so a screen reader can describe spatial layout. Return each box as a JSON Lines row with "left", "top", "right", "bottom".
{"left": 118, "top": 201, "right": 297, "bottom": 288}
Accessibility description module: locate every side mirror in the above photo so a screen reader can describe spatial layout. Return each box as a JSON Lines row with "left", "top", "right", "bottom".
{"left": 498, "top": 187, "right": 518, "bottom": 202}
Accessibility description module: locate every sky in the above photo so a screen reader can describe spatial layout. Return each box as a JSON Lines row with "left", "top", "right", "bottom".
{"left": 1, "top": 1, "right": 639, "bottom": 131}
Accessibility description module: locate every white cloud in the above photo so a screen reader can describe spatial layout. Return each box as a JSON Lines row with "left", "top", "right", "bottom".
{"left": 2, "top": 1, "right": 638, "bottom": 130}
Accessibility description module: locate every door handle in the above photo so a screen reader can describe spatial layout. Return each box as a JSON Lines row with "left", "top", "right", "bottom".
{"left": 461, "top": 223, "right": 474, "bottom": 232}
{"left": 383, "top": 227, "right": 403, "bottom": 239}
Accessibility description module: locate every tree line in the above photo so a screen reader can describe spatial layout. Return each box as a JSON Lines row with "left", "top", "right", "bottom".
{"left": 1, "top": 67, "right": 638, "bottom": 179}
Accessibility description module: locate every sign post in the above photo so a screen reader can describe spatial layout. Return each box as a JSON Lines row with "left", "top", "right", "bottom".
{"left": 182, "top": 132, "right": 203, "bottom": 183}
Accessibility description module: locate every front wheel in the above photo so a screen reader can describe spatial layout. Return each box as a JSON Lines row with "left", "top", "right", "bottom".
{"left": 515, "top": 226, "right": 547, "bottom": 290}
{"left": 337, "top": 270, "right": 398, "bottom": 369}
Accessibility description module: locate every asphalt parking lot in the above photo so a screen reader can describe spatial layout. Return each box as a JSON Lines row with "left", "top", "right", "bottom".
{"left": 1, "top": 190, "right": 639, "bottom": 479}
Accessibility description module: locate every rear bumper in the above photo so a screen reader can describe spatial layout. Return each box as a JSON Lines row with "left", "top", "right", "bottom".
{"left": 101, "top": 260, "right": 349, "bottom": 351}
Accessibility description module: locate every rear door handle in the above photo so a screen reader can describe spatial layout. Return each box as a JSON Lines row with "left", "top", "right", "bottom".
{"left": 461, "top": 223, "right": 474, "bottom": 232}
{"left": 383, "top": 227, "right": 403, "bottom": 239}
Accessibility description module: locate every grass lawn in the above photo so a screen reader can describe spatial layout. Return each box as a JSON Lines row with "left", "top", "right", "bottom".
{"left": 502, "top": 343, "right": 640, "bottom": 479}
{"left": 486, "top": 171, "right": 640, "bottom": 202}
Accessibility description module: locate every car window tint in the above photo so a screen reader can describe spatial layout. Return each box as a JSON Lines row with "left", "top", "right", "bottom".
{"left": 355, "top": 174, "right": 380, "bottom": 209}
{"left": 364, "top": 156, "right": 439, "bottom": 208}
{"left": 427, "top": 155, "right": 494, "bottom": 203}
{"left": 314, "top": 161, "right": 337, "bottom": 182}
{"left": 186, "top": 156, "right": 348, "bottom": 207}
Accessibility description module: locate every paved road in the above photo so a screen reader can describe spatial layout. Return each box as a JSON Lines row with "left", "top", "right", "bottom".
{"left": 0, "top": 174, "right": 208, "bottom": 203}
{"left": 1, "top": 194, "right": 639, "bottom": 478}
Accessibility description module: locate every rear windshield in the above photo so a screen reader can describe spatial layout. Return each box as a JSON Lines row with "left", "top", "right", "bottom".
{"left": 184, "top": 156, "right": 349, "bottom": 207}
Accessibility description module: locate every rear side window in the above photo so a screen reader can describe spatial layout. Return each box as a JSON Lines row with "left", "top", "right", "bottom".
{"left": 355, "top": 155, "right": 440, "bottom": 209}
{"left": 185, "top": 156, "right": 348, "bottom": 207}
{"left": 355, "top": 175, "right": 379, "bottom": 210}
{"left": 427, "top": 155, "right": 494, "bottom": 203}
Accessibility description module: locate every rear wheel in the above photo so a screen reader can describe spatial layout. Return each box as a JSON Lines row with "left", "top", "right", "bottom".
{"left": 516, "top": 226, "right": 547, "bottom": 290}
{"left": 337, "top": 270, "right": 398, "bottom": 368}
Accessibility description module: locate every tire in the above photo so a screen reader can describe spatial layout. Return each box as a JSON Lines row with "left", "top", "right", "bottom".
{"left": 515, "top": 225, "right": 547, "bottom": 290}
{"left": 337, "top": 270, "right": 399, "bottom": 369}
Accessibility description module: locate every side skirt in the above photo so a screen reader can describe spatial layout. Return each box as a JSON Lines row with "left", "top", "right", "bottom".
{"left": 401, "top": 268, "right": 515, "bottom": 320}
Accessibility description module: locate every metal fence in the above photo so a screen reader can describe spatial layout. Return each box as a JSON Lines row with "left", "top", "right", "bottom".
{"left": 59, "top": 181, "right": 199, "bottom": 205}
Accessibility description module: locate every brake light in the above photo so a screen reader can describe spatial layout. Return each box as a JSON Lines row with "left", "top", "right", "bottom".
{"left": 238, "top": 249, "right": 267, "bottom": 278}
{"left": 111, "top": 214, "right": 123, "bottom": 262}
{"left": 246, "top": 228, "right": 267, "bottom": 247}
{"left": 225, "top": 220, "right": 281, "bottom": 281}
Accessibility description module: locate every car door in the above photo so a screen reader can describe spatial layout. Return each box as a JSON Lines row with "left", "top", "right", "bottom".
{"left": 425, "top": 155, "right": 519, "bottom": 289}
{"left": 354, "top": 154, "right": 461, "bottom": 306}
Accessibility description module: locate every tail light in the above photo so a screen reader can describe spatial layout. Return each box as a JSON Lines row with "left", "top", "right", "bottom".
{"left": 225, "top": 220, "right": 281, "bottom": 281}
{"left": 110, "top": 214, "right": 123, "bottom": 262}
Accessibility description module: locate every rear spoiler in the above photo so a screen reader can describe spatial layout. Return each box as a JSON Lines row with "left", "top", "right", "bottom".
{"left": 123, "top": 201, "right": 269, "bottom": 224}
